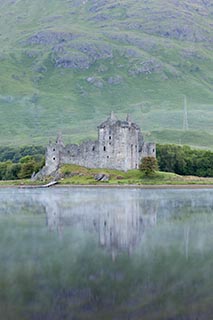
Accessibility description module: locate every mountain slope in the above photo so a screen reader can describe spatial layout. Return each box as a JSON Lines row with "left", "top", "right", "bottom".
{"left": 0, "top": 0, "right": 212, "bottom": 147}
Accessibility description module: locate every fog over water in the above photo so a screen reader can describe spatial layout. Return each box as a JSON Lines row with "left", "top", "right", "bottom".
{"left": 0, "top": 187, "right": 213, "bottom": 319}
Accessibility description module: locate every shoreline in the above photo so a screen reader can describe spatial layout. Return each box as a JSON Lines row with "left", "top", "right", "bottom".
{"left": 1, "top": 184, "right": 213, "bottom": 189}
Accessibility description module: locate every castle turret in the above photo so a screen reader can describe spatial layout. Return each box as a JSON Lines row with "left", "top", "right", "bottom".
{"left": 110, "top": 111, "right": 117, "bottom": 121}
{"left": 56, "top": 132, "right": 65, "bottom": 147}
{"left": 44, "top": 132, "right": 65, "bottom": 175}
{"left": 126, "top": 113, "right": 131, "bottom": 123}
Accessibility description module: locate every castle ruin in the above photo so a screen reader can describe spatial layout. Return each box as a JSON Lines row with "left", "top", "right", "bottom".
{"left": 41, "top": 112, "right": 156, "bottom": 175}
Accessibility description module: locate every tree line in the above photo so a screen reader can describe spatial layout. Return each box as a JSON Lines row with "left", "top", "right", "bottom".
{"left": 157, "top": 144, "right": 213, "bottom": 177}
{"left": 0, "top": 146, "right": 45, "bottom": 163}
{"left": 0, "top": 146, "right": 45, "bottom": 180}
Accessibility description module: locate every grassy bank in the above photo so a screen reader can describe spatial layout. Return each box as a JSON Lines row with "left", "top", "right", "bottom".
{"left": 59, "top": 165, "right": 213, "bottom": 185}
{"left": 1, "top": 164, "right": 213, "bottom": 186}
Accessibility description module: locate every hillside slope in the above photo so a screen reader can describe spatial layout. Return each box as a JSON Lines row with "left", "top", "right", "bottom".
{"left": 0, "top": 0, "right": 212, "bottom": 147}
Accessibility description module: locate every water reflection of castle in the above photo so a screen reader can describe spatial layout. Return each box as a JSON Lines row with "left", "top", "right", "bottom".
{"left": 43, "top": 190, "right": 158, "bottom": 257}
{"left": 0, "top": 188, "right": 158, "bottom": 257}
{"left": 2, "top": 188, "right": 213, "bottom": 258}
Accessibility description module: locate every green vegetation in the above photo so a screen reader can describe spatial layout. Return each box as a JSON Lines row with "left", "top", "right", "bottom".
{"left": 157, "top": 144, "right": 213, "bottom": 177}
{"left": 0, "top": 145, "right": 45, "bottom": 163}
{"left": 2, "top": 162, "right": 213, "bottom": 186}
{"left": 0, "top": 155, "right": 44, "bottom": 180}
{"left": 139, "top": 156, "right": 159, "bottom": 176}
{"left": 54, "top": 164, "right": 213, "bottom": 186}
{"left": 0, "top": 0, "right": 212, "bottom": 147}
{"left": 0, "top": 145, "right": 45, "bottom": 180}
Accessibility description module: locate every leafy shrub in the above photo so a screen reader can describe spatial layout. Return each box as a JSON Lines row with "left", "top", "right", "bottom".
{"left": 139, "top": 157, "right": 158, "bottom": 176}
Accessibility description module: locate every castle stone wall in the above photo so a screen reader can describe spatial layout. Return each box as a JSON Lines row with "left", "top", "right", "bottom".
{"left": 41, "top": 113, "right": 156, "bottom": 175}
{"left": 60, "top": 141, "right": 100, "bottom": 168}
{"left": 142, "top": 142, "right": 156, "bottom": 158}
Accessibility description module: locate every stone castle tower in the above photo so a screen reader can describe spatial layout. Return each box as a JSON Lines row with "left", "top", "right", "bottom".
{"left": 41, "top": 112, "right": 156, "bottom": 175}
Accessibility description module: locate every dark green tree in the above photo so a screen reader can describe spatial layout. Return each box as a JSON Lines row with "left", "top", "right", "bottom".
{"left": 5, "top": 163, "right": 21, "bottom": 180}
{"left": 18, "top": 156, "right": 37, "bottom": 179}
{"left": 139, "top": 157, "right": 158, "bottom": 176}
{"left": 18, "top": 161, "right": 36, "bottom": 179}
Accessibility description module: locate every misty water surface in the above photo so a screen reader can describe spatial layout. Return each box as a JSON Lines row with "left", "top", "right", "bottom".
{"left": 0, "top": 187, "right": 213, "bottom": 320}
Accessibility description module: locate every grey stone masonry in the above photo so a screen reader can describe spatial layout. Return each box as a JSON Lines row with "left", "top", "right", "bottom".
{"left": 40, "top": 112, "right": 156, "bottom": 176}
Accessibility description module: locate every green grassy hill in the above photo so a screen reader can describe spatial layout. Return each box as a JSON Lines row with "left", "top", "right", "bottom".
{"left": 0, "top": 0, "right": 212, "bottom": 147}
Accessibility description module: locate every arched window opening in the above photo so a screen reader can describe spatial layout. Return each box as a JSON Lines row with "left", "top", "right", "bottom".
{"left": 103, "top": 146, "right": 106, "bottom": 151}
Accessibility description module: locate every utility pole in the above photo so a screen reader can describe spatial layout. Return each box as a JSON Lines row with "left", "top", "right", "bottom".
{"left": 183, "top": 95, "right": 189, "bottom": 131}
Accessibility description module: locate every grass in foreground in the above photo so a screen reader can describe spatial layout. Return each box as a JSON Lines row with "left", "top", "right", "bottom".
{"left": 1, "top": 164, "right": 213, "bottom": 186}
{"left": 50, "top": 165, "right": 213, "bottom": 185}
{"left": 58, "top": 164, "right": 213, "bottom": 185}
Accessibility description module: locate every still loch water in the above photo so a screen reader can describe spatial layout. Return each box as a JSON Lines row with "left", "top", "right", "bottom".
{"left": 0, "top": 187, "right": 213, "bottom": 320}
